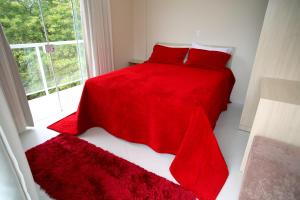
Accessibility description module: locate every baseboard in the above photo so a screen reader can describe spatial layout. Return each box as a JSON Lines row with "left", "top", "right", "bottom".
{"left": 239, "top": 124, "right": 251, "bottom": 132}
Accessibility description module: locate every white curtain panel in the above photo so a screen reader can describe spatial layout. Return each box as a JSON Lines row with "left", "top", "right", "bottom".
{"left": 80, "top": 0, "right": 114, "bottom": 77}
{"left": 0, "top": 25, "right": 34, "bottom": 133}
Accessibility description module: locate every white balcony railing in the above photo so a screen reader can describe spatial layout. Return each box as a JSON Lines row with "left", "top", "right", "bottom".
{"left": 10, "top": 40, "right": 84, "bottom": 97}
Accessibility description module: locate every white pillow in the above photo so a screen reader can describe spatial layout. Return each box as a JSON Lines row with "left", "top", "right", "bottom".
{"left": 192, "top": 42, "right": 233, "bottom": 54}
{"left": 158, "top": 43, "right": 191, "bottom": 49}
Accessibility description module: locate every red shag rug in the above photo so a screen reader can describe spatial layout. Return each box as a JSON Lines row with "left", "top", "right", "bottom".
{"left": 26, "top": 134, "right": 197, "bottom": 200}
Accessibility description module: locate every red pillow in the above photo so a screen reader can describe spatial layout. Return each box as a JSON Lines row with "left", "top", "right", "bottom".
{"left": 185, "top": 48, "right": 231, "bottom": 69}
{"left": 147, "top": 45, "right": 189, "bottom": 65}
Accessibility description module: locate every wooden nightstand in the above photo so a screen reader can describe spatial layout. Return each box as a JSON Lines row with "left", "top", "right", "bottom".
{"left": 128, "top": 59, "right": 145, "bottom": 66}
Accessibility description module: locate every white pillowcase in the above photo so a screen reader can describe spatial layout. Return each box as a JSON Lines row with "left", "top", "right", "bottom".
{"left": 191, "top": 42, "right": 233, "bottom": 54}
{"left": 158, "top": 42, "right": 191, "bottom": 48}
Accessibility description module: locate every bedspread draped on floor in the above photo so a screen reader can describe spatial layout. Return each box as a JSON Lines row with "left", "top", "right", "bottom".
{"left": 48, "top": 63, "right": 235, "bottom": 199}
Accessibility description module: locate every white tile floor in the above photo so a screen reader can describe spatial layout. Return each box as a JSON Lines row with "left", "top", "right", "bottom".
{"left": 28, "top": 85, "right": 83, "bottom": 123}
{"left": 20, "top": 103, "right": 249, "bottom": 200}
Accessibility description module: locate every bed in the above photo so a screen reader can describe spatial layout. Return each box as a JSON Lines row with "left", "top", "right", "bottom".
{"left": 48, "top": 43, "right": 235, "bottom": 199}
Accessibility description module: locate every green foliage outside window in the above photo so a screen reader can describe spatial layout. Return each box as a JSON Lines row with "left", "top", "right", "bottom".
{"left": 0, "top": 0, "right": 87, "bottom": 99}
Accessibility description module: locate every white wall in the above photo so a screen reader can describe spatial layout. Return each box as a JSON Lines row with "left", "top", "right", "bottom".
{"left": 110, "top": 0, "right": 134, "bottom": 70}
{"left": 0, "top": 83, "right": 38, "bottom": 200}
{"left": 0, "top": 135, "right": 25, "bottom": 200}
{"left": 132, "top": 0, "right": 268, "bottom": 104}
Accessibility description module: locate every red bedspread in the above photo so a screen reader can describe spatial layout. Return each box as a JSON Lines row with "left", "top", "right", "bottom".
{"left": 48, "top": 63, "right": 235, "bottom": 199}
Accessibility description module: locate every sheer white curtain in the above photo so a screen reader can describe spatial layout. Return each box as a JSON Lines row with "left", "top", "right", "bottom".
{"left": 0, "top": 25, "right": 34, "bottom": 133}
{"left": 80, "top": 0, "right": 114, "bottom": 77}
